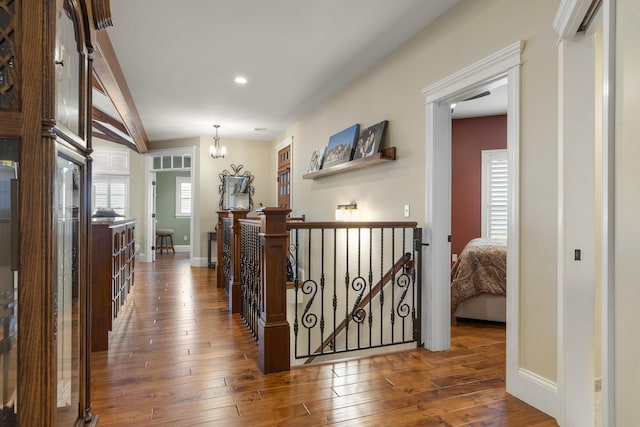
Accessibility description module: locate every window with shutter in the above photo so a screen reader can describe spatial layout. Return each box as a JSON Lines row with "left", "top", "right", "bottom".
{"left": 92, "top": 176, "right": 129, "bottom": 216}
{"left": 481, "top": 149, "right": 508, "bottom": 240}
{"left": 175, "top": 176, "right": 191, "bottom": 217}
{"left": 92, "top": 147, "right": 131, "bottom": 216}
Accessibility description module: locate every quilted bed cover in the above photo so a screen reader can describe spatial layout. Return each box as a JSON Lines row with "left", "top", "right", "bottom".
{"left": 450, "top": 238, "right": 507, "bottom": 312}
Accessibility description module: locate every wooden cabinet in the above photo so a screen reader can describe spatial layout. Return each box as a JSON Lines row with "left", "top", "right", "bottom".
{"left": 91, "top": 219, "right": 136, "bottom": 351}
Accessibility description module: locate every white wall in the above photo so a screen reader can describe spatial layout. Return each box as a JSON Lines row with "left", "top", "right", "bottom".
{"left": 615, "top": 0, "right": 640, "bottom": 423}
{"left": 274, "top": 0, "right": 560, "bottom": 381}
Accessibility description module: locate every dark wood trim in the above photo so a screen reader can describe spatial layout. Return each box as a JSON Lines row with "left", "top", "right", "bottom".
{"left": 91, "top": 0, "right": 113, "bottom": 31}
{"left": 0, "top": 112, "right": 23, "bottom": 136}
{"left": 93, "top": 105, "right": 128, "bottom": 134}
{"left": 216, "top": 211, "right": 229, "bottom": 289}
{"left": 287, "top": 220, "right": 418, "bottom": 230}
{"left": 18, "top": 0, "right": 58, "bottom": 424}
{"left": 92, "top": 31, "right": 149, "bottom": 153}
{"left": 92, "top": 71, "right": 106, "bottom": 94}
{"left": 92, "top": 113, "right": 139, "bottom": 152}
{"left": 257, "top": 207, "right": 291, "bottom": 373}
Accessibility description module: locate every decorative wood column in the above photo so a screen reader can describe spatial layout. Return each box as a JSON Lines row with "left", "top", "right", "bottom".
{"left": 216, "top": 211, "right": 228, "bottom": 289}
{"left": 258, "top": 207, "right": 291, "bottom": 373}
{"left": 229, "top": 209, "right": 249, "bottom": 313}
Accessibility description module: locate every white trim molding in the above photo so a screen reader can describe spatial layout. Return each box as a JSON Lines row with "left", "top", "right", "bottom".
{"left": 510, "top": 368, "right": 559, "bottom": 417}
{"left": 422, "top": 40, "right": 557, "bottom": 419}
{"left": 553, "top": 0, "right": 597, "bottom": 40}
{"left": 555, "top": 1, "right": 615, "bottom": 426}
{"left": 422, "top": 41, "right": 524, "bottom": 103}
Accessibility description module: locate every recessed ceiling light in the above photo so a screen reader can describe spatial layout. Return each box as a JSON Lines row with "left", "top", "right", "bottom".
{"left": 254, "top": 127, "right": 267, "bottom": 132}
{"left": 234, "top": 76, "right": 247, "bottom": 85}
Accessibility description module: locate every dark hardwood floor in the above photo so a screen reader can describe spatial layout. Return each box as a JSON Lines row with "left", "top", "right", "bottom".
{"left": 90, "top": 253, "right": 558, "bottom": 426}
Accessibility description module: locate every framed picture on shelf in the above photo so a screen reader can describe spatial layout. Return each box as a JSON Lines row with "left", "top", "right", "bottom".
{"left": 352, "top": 120, "right": 388, "bottom": 160}
{"left": 322, "top": 124, "right": 360, "bottom": 168}
{"left": 307, "top": 148, "right": 324, "bottom": 173}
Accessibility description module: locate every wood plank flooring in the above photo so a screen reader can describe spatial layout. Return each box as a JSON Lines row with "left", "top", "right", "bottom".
{"left": 90, "top": 253, "right": 558, "bottom": 426}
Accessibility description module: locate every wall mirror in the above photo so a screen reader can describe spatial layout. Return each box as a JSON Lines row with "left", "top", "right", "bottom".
{"left": 219, "top": 164, "right": 254, "bottom": 210}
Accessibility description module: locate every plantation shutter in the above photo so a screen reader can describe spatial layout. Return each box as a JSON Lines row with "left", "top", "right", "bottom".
{"left": 481, "top": 149, "right": 508, "bottom": 240}
{"left": 92, "top": 177, "right": 129, "bottom": 216}
{"left": 175, "top": 176, "right": 192, "bottom": 216}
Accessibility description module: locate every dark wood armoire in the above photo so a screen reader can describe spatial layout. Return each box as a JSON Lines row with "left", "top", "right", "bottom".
{"left": 0, "top": 0, "right": 112, "bottom": 425}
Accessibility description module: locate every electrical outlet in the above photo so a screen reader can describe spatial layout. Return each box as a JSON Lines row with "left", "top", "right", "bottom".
{"left": 452, "top": 254, "right": 458, "bottom": 262}
{"left": 184, "top": 235, "right": 187, "bottom": 241}
{"left": 403, "top": 204, "right": 410, "bottom": 217}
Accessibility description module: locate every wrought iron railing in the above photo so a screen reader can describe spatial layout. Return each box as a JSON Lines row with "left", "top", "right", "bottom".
{"left": 239, "top": 219, "right": 261, "bottom": 340}
{"left": 287, "top": 221, "right": 421, "bottom": 360}
{"left": 221, "top": 217, "right": 232, "bottom": 294}
{"left": 216, "top": 208, "right": 422, "bottom": 372}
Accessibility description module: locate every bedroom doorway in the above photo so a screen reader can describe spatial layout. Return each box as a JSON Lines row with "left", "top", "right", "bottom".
{"left": 421, "top": 42, "right": 553, "bottom": 415}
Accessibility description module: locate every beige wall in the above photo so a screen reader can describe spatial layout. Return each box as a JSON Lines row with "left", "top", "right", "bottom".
{"left": 273, "top": 0, "right": 560, "bottom": 380}
{"left": 615, "top": 0, "right": 640, "bottom": 423}
{"left": 151, "top": 136, "right": 273, "bottom": 262}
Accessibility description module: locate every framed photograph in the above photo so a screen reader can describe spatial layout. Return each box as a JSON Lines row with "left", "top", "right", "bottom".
{"left": 322, "top": 124, "right": 360, "bottom": 168}
{"left": 352, "top": 120, "right": 388, "bottom": 160}
{"left": 307, "top": 148, "right": 323, "bottom": 173}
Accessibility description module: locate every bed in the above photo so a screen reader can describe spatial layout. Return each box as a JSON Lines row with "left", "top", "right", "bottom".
{"left": 451, "top": 238, "right": 507, "bottom": 322}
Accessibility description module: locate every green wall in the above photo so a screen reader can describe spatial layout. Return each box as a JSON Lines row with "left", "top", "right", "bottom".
{"left": 156, "top": 171, "right": 191, "bottom": 245}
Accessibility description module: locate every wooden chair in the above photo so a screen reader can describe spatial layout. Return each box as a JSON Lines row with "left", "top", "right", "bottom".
{"left": 155, "top": 229, "right": 175, "bottom": 254}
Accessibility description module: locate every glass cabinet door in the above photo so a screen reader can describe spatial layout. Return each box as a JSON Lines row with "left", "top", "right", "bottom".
{"left": 55, "top": 156, "right": 82, "bottom": 425}
{"left": 0, "top": 138, "right": 19, "bottom": 427}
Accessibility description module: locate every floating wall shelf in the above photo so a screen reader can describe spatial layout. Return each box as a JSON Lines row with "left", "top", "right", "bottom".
{"left": 303, "top": 147, "right": 396, "bottom": 180}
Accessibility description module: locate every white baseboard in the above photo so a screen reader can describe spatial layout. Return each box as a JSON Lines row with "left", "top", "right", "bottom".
{"left": 174, "top": 245, "right": 190, "bottom": 253}
{"left": 191, "top": 257, "right": 208, "bottom": 267}
{"left": 508, "top": 368, "right": 558, "bottom": 420}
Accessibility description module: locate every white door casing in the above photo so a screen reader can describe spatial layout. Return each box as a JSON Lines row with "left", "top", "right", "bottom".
{"left": 422, "top": 41, "right": 557, "bottom": 418}
{"left": 554, "top": 0, "right": 614, "bottom": 425}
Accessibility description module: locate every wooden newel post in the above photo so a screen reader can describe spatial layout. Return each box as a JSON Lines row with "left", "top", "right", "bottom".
{"left": 258, "top": 207, "right": 291, "bottom": 373}
{"left": 229, "top": 209, "right": 249, "bottom": 313}
{"left": 216, "top": 211, "right": 229, "bottom": 289}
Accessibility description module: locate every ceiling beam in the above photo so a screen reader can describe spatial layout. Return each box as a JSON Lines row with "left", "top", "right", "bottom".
{"left": 92, "top": 119, "right": 138, "bottom": 152}
{"left": 93, "top": 30, "right": 149, "bottom": 153}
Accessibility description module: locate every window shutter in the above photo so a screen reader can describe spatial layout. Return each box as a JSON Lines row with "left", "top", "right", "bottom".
{"left": 93, "top": 182, "right": 109, "bottom": 209}
{"left": 175, "top": 176, "right": 192, "bottom": 216}
{"left": 482, "top": 150, "right": 508, "bottom": 240}
{"left": 180, "top": 182, "right": 191, "bottom": 215}
{"left": 110, "top": 182, "right": 126, "bottom": 215}
{"left": 92, "top": 177, "right": 129, "bottom": 216}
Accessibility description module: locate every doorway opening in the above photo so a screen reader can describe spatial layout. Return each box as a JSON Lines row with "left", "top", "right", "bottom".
{"left": 145, "top": 148, "right": 195, "bottom": 263}
{"left": 422, "top": 41, "right": 555, "bottom": 417}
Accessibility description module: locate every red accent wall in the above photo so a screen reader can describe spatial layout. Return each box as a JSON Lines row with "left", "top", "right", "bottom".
{"left": 451, "top": 115, "right": 507, "bottom": 262}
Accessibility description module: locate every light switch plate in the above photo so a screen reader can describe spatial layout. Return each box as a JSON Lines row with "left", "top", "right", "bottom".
{"left": 403, "top": 204, "right": 410, "bottom": 217}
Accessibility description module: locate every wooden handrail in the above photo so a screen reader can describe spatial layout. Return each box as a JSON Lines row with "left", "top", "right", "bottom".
{"left": 287, "top": 220, "right": 418, "bottom": 230}
{"left": 304, "top": 252, "right": 414, "bottom": 363}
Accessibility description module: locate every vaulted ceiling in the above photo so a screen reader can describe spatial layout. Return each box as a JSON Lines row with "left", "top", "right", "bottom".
{"left": 93, "top": 0, "right": 461, "bottom": 151}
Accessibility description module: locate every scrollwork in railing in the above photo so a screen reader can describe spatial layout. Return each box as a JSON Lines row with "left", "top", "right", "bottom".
{"left": 396, "top": 271, "right": 412, "bottom": 319}
{"left": 350, "top": 276, "right": 367, "bottom": 324}
{"left": 301, "top": 279, "right": 318, "bottom": 330}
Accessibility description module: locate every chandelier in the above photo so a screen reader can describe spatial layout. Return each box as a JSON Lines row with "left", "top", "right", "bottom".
{"left": 209, "top": 124, "right": 226, "bottom": 159}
